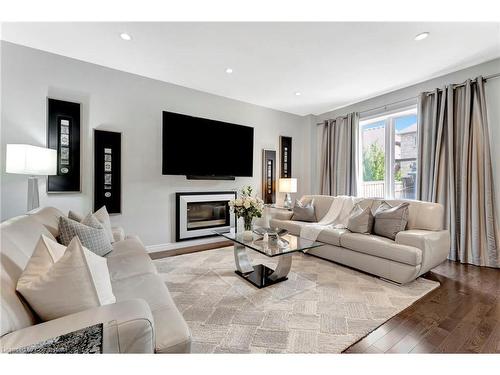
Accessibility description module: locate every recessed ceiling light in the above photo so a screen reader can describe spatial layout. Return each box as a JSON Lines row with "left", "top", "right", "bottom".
{"left": 225, "top": 68, "right": 233, "bottom": 74}
{"left": 295, "top": 92, "right": 302, "bottom": 96}
{"left": 414, "top": 32, "right": 429, "bottom": 41}
{"left": 120, "top": 32, "right": 132, "bottom": 41}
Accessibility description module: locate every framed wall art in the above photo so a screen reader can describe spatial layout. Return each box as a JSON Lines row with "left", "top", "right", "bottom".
{"left": 94, "top": 129, "right": 121, "bottom": 214}
{"left": 47, "top": 98, "right": 81, "bottom": 192}
{"left": 262, "top": 149, "right": 276, "bottom": 204}
{"left": 279, "top": 136, "right": 292, "bottom": 178}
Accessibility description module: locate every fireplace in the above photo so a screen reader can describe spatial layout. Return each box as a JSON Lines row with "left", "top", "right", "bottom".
{"left": 175, "top": 191, "right": 237, "bottom": 241}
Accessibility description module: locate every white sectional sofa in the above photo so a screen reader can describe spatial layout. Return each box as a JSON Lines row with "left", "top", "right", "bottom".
{"left": 270, "top": 195, "right": 450, "bottom": 284}
{"left": 0, "top": 207, "right": 191, "bottom": 353}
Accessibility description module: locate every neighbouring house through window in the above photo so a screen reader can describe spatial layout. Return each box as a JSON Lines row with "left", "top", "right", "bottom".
{"left": 358, "top": 106, "right": 418, "bottom": 200}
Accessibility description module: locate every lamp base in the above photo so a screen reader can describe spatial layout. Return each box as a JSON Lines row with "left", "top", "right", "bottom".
{"left": 27, "top": 176, "right": 40, "bottom": 212}
{"left": 283, "top": 193, "right": 292, "bottom": 209}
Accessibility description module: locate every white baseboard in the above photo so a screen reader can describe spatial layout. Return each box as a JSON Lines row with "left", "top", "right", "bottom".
{"left": 145, "top": 236, "right": 230, "bottom": 254}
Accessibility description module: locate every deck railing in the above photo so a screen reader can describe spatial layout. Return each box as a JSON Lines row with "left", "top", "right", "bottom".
{"left": 360, "top": 180, "right": 415, "bottom": 199}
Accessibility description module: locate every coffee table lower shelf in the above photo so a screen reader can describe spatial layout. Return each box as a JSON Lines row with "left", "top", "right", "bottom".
{"left": 235, "top": 264, "right": 288, "bottom": 289}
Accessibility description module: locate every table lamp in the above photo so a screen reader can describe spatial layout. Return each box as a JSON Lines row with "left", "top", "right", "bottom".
{"left": 6, "top": 144, "right": 57, "bottom": 212}
{"left": 278, "top": 178, "right": 297, "bottom": 209}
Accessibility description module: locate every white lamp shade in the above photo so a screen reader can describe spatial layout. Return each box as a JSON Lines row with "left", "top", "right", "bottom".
{"left": 6, "top": 144, "right": 57, "bottom": 176}
{"left": 278, "top": 178, "right": 297, "bottom": 193}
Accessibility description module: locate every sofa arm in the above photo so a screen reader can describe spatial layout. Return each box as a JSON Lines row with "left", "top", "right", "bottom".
{"left": 0, "top": 299, "right": 154, "bottom": 353}
{"left": 395, "top": 229, "right": 450, "bottom": 275}
{"left": 112, "top": 226, "right": 126, "bottom": 242}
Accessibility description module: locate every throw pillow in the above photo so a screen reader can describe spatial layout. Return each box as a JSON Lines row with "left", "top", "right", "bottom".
{"left": 373, "top": 201, "right": 410, "bottom": 240}
{"left": 17, "top": 236, "right": 116, "bottom": 321}
{"left": 59, "top": 216, "right": 113, "bottom": 256}
{"left": 347, "top": 204, "right": 374, "bottom": 234}
{"left": 291, "top": 199, "right": 317, "bottom": 222}
{"left": 68, "top": 210, "right": 84, "bottom": 222}
{"left": 16, "top": 235, "right": 67, "bottom": 281}
{"left": 68, "top": 206, "right": 115, "bottom": 243}
{"left": 93, "top": 206, "right": 114, "bottom": 244}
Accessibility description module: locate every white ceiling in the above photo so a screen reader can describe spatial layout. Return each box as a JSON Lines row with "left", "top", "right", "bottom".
{"left": 2, "top": 22, "right": 500, "bottom": 116}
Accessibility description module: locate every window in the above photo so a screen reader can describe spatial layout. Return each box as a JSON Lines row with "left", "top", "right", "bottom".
{"left": 359, "top": 107, "right": 418, "bottom": 199}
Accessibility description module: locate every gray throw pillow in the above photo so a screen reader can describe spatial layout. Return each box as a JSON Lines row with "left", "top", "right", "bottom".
{"left": 347, "top": 204, "right": 374, "bottom": 234}
{"left": 68, "top": 210, "right": 84, "bottom": 222}
{"left": 291, "top": 199, "right": 317, "bottom": 222}
{"left": 58, "top": 215, "right": 113, "bottom": 256}
{"left": 373, "top": 201, "right": 410, "bottom": 240}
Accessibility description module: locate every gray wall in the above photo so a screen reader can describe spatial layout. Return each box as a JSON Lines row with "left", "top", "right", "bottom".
{"left": 0, "top": 41, "right": 311, "bottom": 247}
{"left": 311, "top": 58, "right": 500, "bottom": 223}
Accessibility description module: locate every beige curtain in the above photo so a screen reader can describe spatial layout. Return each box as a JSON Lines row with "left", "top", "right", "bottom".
{"left": 417, "top": 77, "right": 499, "bottom": 268}
{"left": 320, "top": 112, "right": 359, "bottom": 196}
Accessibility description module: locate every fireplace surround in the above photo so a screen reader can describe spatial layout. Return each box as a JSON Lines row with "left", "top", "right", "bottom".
{"left": 175, "top": 191, "right": 237, "bottom": 241}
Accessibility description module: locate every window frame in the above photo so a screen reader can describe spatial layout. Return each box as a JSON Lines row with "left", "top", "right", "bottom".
{"left": 358, "top": 106, "right": 418, "bottom": 199}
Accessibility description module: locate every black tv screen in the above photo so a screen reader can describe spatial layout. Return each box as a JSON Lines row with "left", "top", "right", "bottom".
{"left": 162, "top": 111, "right": 254, "bottom": 177}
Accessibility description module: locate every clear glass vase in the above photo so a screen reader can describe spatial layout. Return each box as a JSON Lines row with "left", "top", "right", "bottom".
{"left": 243, "top": 216, "right": 253, "bottom": 231}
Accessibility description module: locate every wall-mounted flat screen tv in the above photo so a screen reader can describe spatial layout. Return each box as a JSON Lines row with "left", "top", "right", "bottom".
{"left": 162, "top": 111, "right": 254, "bottom": 179}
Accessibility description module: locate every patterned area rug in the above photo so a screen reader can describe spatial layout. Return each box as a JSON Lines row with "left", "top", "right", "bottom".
{"left": 154, "top": 247, "right": 439, "bottom": 353}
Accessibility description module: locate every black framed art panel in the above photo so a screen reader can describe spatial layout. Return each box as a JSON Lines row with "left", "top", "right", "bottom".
{"left": 280, "top": 136, "right": 292, "bottom": 178}
{"left": 47, "top": 98, "right": 81, "bottom": 192}
{"left": 262, "top": 149, "right": 276, "bottom": 204}
{"left": 94, "top": 130, "right": 122, "bottom": 214}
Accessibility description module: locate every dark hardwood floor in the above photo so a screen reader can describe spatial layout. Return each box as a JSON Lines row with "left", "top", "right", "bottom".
{"left": 343, "top": 260, "right": 500, "bottom": 353}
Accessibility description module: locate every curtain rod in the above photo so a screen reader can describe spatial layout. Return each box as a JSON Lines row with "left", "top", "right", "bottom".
{"left": 425, "top": 72, "right": 500, "bottom": 96}
{"left": 317, "top": 72, "right": 500, "bottom": 125}
{"left": 316, "top": 96, "right": 415, "bottom": 125}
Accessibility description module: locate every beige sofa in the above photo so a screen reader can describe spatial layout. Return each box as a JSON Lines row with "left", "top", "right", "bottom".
{"left": 270, "top": 195, "right": 450, "bottom": 284}
{"left": 0, "top": 207, "right": 191, "bottom": 353}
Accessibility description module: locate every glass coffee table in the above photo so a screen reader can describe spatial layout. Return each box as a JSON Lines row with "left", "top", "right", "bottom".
{"left": 214, "top": 228, "right": 324, "bottom": 288}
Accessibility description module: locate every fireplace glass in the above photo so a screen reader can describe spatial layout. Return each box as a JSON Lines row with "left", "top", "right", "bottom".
{"left": 186, "top": 201, "right": 229, "bottom": 230}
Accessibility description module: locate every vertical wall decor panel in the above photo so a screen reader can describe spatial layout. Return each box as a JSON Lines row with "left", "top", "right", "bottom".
{"left": 262, "top": 149, "right": 276, "bottom": 204}
{"left": 280, "top": 136, "right": 292, "bottom": 178}
{"left": 47, "top": 98, "right": 81, "bottom": 192}
{"left": 94, "top": 130, "right": 122, "bottom": 213}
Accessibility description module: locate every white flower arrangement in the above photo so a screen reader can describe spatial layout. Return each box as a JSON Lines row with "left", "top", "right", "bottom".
{"left": 229, "top": 186, "right": 264, "bottom": 231}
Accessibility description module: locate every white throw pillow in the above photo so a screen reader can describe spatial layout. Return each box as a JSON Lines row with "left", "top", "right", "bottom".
{"left": 93, "top": 206, "right": 114, "bottom": 244}
{"left": 68, "top": 210, "right": 84, "bottom": 222}
{"left": 17, "top": 236, "right": 116, "bottom": 321}
{"left": 17, "top": 235, "right": 67, "bottom": 280}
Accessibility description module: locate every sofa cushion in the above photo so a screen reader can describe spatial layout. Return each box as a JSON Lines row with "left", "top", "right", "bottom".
{"left": 373, "top": 201, "right": 410, "bottom": 240}
{"left": 112, "top": 274, "right": 171, "bottom": 311}
{"left": 316, "top": 228, "right": 348, "bottom": 246}
{"left": 340, "top": 232, "right": 422, "bottom": 266}
{"left": 111, "top": 273, "right": 191, "bottom": 353}
{"left": 105, "top": 236, "right": 156, "bottom": 281}
{"left": 107, "top": 237, "right": 148, "bottom": 258}
{"left": 106, "top": 254, "right": 157, "bottom": 281}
